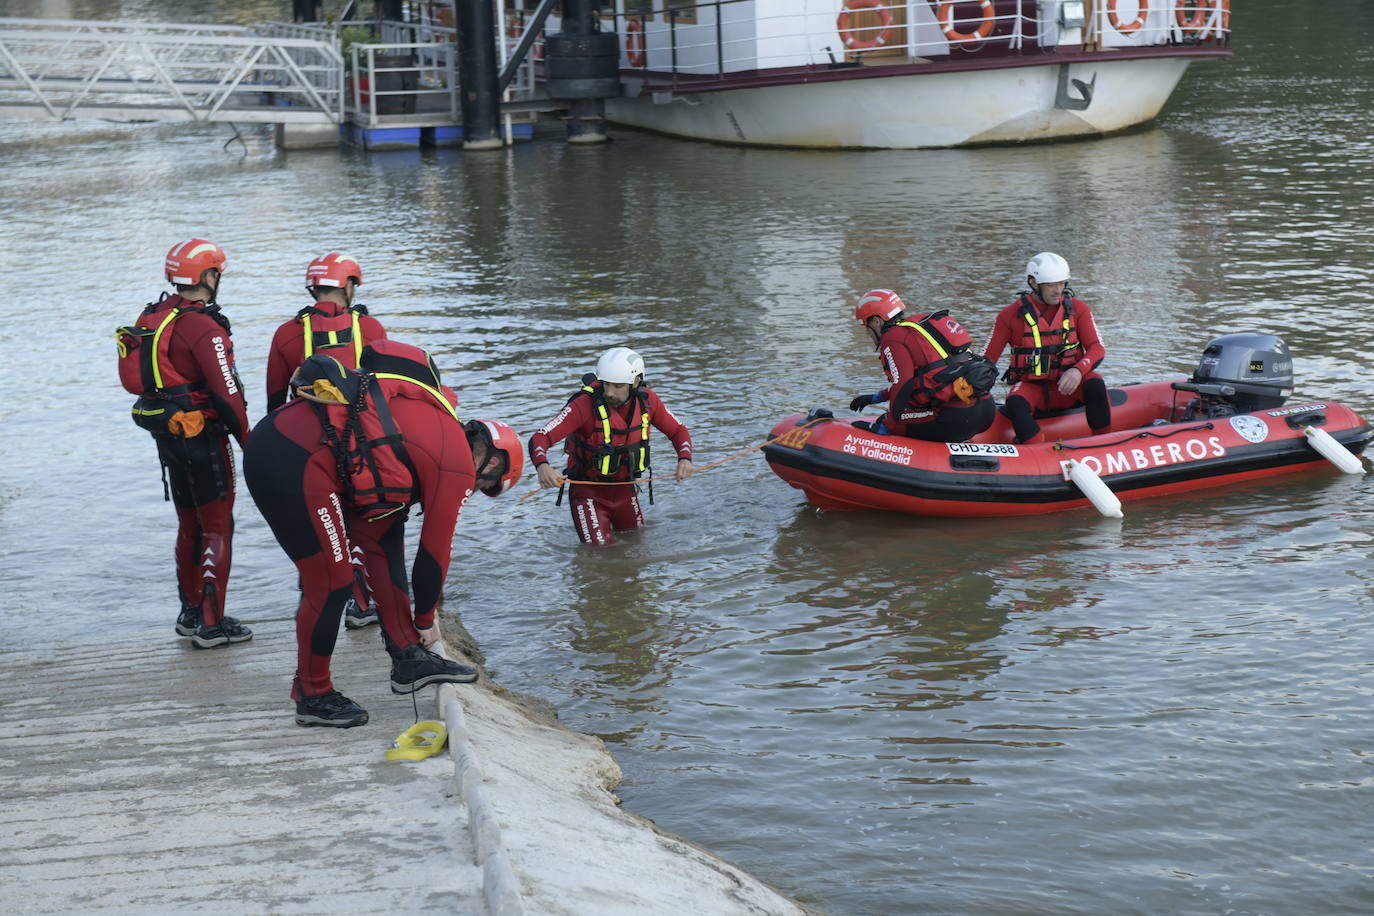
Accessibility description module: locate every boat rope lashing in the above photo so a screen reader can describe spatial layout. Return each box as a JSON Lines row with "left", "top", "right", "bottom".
{"left": 625, "top": 18, "right": 646, "bottom": 67}
{"left": 837, "top": 0, "right": 894, "bottom": 51}
{"left": 1108, "top": 0, "right": 1148, "bottom": 34}
{"left": 521, "top": 415, "right": 833, "bottom": 503}
{"left": 1053, "top": 422, "right": 1214, "bottom": 450}
{"left": 938, "top": 0, "right": 996, "bottom": 44}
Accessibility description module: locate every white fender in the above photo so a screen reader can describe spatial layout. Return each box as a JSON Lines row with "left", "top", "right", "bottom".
{"left": 1066, "top": 458, "right": 1123, "bottom": 518}
{"left": 1303, "top": 425, "right": 1366, "bottom": 474}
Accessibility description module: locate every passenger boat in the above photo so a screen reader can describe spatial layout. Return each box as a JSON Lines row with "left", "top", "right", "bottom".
{"left": 763, "top": 336, "right": 1372, "bottom": 517}
{"left": 586, "top": 0, "right": 1232, "bottom": 149}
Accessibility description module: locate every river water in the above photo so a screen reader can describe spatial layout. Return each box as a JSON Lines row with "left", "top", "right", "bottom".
{"left": 3, "top": 2, "right": 1373, "bottom": 914}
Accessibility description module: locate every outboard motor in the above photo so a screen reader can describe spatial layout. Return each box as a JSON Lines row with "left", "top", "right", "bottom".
{"left": 1180, "top": 332, "right": 1294, "bottom": 419}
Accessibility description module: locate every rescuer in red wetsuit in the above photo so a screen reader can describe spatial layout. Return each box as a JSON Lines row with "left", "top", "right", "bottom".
{"left": 244, "top": 344, "right": 523, "bottom": 727}
{"left": 265, "top": 252, "right": 387, "bottom": 412}
{"left": 846, "top": 289, "right": 997, "bottom": 442}
{"left": 116, "top": 239, "right": 253, "bottom": 649}
{"left": 529, "top": 347, "right": 694, "bottom": 547}
{"left": 982, "top": 252, "right": 1111, "bottom": 444}
{"left": 265, "top": 252, "right": 388, "bottom": 628}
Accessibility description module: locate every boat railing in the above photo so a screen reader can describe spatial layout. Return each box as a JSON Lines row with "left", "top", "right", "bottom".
{"left": 599, "top": 0, "right": 1230, "bottom": 82}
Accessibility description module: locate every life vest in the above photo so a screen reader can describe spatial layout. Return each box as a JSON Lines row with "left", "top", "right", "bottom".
{"left": 564, "top": 377, "right": 651, "bottom": 480}
{"left": 297, "top": 368, "right": 415, "bottom": 521}
{"left": 362, "top": 339, "right": 461, "bottom": 422}
{"left": 890, "top": 310, "right": 995, "bottom": 412}
{"left": 296, "top": 303, "right": 369, "bottom": 368}
{"left": 1005, "top": 294, "right": 1084, "bottom": 383}
{"left": 115, "top": 296, "right": 224, "bottom": 435}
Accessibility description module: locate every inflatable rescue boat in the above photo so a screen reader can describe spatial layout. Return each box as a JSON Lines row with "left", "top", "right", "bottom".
{"left": 765, "top": 334, "right": 1371, "bottom": 518}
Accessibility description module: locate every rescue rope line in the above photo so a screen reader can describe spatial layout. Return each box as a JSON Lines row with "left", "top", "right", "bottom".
{"left": 517, "top": 415, "right": 830, "bottom": 502}
{"left": 1053, "top": 422, "right": 1215, "bottom": 450}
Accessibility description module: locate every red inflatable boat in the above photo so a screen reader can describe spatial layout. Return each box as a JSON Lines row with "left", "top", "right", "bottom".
{"left": 765, "top": 335, "right": 1371, "bottom": 518}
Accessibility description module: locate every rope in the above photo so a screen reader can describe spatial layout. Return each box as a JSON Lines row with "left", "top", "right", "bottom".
{"left": 516, "top": 415, "right": 830, "bottom": 502}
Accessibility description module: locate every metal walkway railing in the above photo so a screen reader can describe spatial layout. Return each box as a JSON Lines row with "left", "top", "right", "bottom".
{"left": 0, "top": 17, "right": 342, "bottom": 124}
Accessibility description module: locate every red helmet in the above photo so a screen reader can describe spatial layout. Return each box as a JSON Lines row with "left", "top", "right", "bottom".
{"left": 854, "top": 289, "right": 905, "bottom": 324}
{"left": 305, "top": 252, "right": 363, "bottom": 290}
{"left": 165, "top": 239, "right": 226, "bottom": 286}
{"left": 466, "top": 419, "right": 524, "bottom": 497}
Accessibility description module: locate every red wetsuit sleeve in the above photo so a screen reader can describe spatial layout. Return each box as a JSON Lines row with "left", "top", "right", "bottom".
{"left": 528, "top": 395, "right": 594, "bottom": 467}
{"left": 646, "top": 389, "right": 692, "bottom": 461}
{"left": 176, "top": 314, "right": 249, "bottom": 444}
{"left": 391, "top": 398, "right": 475, "bottom": 629}
{"left": 877, "top": 330, "right": 919, "bottom": 405}
{"left": 980, "top": 303, "right": 1017, "bottom": 368}
{"left": 1071, "top": 300, "right": 1106, "bottom": 373}
{"left": 265, "top": 320, "right": 302, "bottom": 413}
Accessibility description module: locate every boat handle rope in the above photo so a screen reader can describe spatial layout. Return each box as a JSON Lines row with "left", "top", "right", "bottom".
{"left": 1053, "top": 422, "right": 1215, "bottom": 450}
{"left": 518, "top": 415, "right": 831, "bottom": 502}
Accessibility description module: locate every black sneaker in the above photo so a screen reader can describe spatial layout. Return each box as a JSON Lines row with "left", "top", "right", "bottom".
{"left": 295, "top": 691, "right": 369, "bottom": 728}
{"left": 191, "top": 621, "right": 254, "bottom": 650}
{"left": 343, "top": 597, "right": 380, "bottom": 630}
{"left": 178, "top": 607, "right": 240, "bottom": 638}
{"left": 390, "top": 644, "right": 479, "bottom": 694}
{"left": 174, "top": 605, "right": 200, "bottom": 637}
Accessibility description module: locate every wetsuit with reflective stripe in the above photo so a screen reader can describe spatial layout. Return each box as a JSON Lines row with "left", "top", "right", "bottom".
{"left": 876, "top": 318, "right": 994, "bottom": 443}
{"left": 528, "top": 387, "right": 691, "bottom": 546}
{"left": 265, "top": 302, "right": 387, "bottom": 411}
{"left": 124, "top": 293, "right": 249, "bottom": 627}
{"left": 244, "top": 392, "right": 474, "bottom": 700}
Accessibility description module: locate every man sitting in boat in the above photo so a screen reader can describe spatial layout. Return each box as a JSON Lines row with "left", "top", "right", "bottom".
{"left": 983, "top": 252, "right": 1112, "bottom": 444}
{"left": 847, "top": 289, "right": 997, "bottom": 442}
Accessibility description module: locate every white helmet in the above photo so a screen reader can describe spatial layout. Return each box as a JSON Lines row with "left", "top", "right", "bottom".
{"left": 595, "top": 347, "right": 645, "bottom": 385}
{"left": 1026, "top": 251, "right": 1070, "bottom": 286}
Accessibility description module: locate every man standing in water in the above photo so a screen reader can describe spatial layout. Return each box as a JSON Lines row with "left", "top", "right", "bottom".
{"left": 983, "top": 252, "right": 1112, "bottom": 444}
{"left": 529, "top": 347, "right": 695, "bottom": 547}
{"left": 264, "top": 252, "right": 388, "bottom": 629}
{"left": 115, "top": 239, "right": 253, "bottom": 648}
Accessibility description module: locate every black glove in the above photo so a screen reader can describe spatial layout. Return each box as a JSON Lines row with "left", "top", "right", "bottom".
{"left": 849, "top": 393, "right": 879, "bottom": 412}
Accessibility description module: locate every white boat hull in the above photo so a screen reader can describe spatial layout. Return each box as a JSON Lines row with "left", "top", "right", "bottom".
{"left": 607, "top": 57, "right": 1192, "bottom": 149}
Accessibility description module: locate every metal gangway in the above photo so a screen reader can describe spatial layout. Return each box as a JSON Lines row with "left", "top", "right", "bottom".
{"left": 0, "top": 17, "right": 342, "bottom": 124}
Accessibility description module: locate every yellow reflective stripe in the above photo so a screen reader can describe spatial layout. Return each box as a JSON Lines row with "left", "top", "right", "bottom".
{"left": 302, "top": 313, "right": 315, "bottom": 357}
{"left": 638, "top": 403, "right": 649, "bottom": 471}
{"left": 149, "top": 308, "right": 182, "bottom": 390}
{"left": 896, "top": 320, "right": 951, "bottom": 359}
{"left": 351, "top": 311, "right": 362, "bottom": 363}
{"left": 596, "top": 402, "right": 613, "bottom": 475}
{"left": 1022, "top": 313, "right": 1043, "bottom": 376}
{"left": 373, "top": 373, "right": 459, "bottom": 422}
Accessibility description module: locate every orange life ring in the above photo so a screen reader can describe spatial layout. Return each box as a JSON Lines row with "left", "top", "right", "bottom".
{"left": 625, "top": 18, "right": 646, "bottom": 67}
{"left": 1201, "top": 0, "right": 1231, "bottom": 39}
{"left": 837, "top": 0, "right": 894, "bottom": 51}
{"left": 1107, "top": 0, "right": 1147, "bottom": 34}
{"left": 1175, "top": 0, "right": 1223, "bottom": 34}
{"left": 938, "top": 0, "right": 996, "bottom": 44}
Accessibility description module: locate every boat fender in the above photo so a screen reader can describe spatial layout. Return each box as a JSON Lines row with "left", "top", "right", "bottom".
{"left": 1063, "top": 458, "right": 1123, "bottom": 518}
{"left": 1302, "top": 425, "right": 1365, "bottom": 475}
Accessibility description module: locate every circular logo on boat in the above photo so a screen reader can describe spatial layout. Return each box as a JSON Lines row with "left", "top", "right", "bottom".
{"left": 1228, "top": 415, "right": 1269, "bottom": 444}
